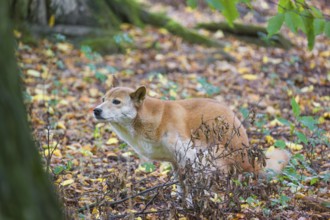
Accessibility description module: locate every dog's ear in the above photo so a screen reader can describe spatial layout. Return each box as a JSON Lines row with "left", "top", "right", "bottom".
{"left": 130, "top": 86, "right": 146, "bottom": 104}
{"left": 110, "top": 75, "right": 120, "bottom": 88}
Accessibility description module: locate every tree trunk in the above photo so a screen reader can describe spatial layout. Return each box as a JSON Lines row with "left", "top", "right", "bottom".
{"left": 12, "top": 0, "right": 227, "bottom": 55}
{"left": 0, "top": 1, "right": 63, "bottom": 219}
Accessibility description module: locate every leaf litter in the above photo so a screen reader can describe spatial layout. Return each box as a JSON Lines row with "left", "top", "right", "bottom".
{"left": 18, "top": 0, "right": 329, "bottom": 219}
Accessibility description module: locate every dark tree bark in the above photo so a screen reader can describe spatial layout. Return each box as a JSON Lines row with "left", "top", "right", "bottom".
{"left": 0, "top": 1, "right": 63, "bottom": 219}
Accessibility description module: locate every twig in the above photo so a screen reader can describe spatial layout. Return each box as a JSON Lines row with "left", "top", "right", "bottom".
{"left": 78, "top": 180, "right": 179, "bottom": 212}
{"left": 108, "top": 208, "right": 176, "bottom": 220}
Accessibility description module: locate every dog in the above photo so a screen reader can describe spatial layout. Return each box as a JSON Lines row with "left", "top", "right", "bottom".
{"left": 93, "top": 85, "right": 290, "bottom": 177}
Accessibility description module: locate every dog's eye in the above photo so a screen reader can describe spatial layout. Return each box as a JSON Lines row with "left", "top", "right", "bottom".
{"left": 112, "top": 99, "right": 121, "bottom": 105}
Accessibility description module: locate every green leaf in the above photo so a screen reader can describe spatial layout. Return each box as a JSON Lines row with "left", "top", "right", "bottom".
{"left": 141, "top": 162, "right": 156, "bottom": 172}
{"left": 291, "top": 97, "right": 300, "bottom": 118}
{"left": 206, "top": 0, "right": 223, "bottom": 11}
{"left": 187, "top": 0, "right": 198, "bottom": 8}
{"left": 239, "top": 107, "right": 249, "bottom": 119}
{"left": 54, "top": 166, "right": 65, "bottom": 175}
{"left": 285, "top": 12, "right": 303, "bottom": 33}
{"left": 310, "top": 176, "right": 319, "bottom": 185}
{"left": 311, "top": 6, "right": 323, "bottom": 18}
{"left": 313, "top": 18, "right": 325, "bottom": 35}
{"left": 219, "top": 0, "right": 239, "bottom": 26}
{"left": 267, "top": 14, "right": 285, "bottom": 36}
{"left": 325, "top": 22, "right": 330, "bottom": 38}
{"left": 301, "top": 11, "right": 315, "bottom": 49}
{"left": 246, "top": 196, "right": 256, "bottom": 205}
{"left": 299, "top": 116, "right": 317, "bottom": 131}
{"left": 278, "top": 0, "right": 294, "bottom": 13}
{"left": 274, "top": 140, "right": 286, "bottom": 149}
{"left": 277, "top": 117, "right": 291, "bottom": 126}
{"left": 296, "top": 131, "right": 308, "bottom": 144}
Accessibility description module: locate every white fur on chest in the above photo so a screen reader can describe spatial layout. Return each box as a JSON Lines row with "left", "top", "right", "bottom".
{"left": 109, "top": 123, "right": 200, "bottom": 166}
{"left": 110, "top": 123, "right": 174, "bottom": 161}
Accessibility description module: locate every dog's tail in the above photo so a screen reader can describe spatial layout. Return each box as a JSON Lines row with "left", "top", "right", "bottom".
{"left": 264, "top": 148, "right": 291, "bottom": 174}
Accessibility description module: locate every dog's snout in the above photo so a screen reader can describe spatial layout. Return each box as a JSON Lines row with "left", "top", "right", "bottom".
{"left": 93, "top": 108, "right": 102, "bottom": 116}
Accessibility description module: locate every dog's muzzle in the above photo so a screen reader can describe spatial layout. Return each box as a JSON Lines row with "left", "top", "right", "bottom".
{"left": 93, "top": 108, "right": 103, "bottom": 119}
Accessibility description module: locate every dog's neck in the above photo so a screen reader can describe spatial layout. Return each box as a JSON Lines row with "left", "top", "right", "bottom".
{"left": 111, "top": 98, "right": 164, "bottom": 141}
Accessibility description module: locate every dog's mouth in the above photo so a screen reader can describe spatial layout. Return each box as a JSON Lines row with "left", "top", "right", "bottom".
{"left": 94, "top": 115, "right": 113, "bottom": 122}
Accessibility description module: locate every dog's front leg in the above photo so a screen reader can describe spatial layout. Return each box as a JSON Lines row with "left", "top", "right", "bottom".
{"left": 171, "top": 162, "right": 193, "bottom": 207}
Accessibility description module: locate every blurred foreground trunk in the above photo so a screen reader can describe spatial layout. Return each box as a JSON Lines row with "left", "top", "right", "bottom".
{"left": 0, "top": 1, "right": 63, "bottom": 219}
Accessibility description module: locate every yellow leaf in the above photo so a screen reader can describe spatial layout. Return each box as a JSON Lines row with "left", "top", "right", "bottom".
{"left": 287, "top": 142, "right": 303, "bottom": 151}
{"left": 32, "top": 94, "right": 50, "bottom": 101}
{"left": 320, "top": 50, "right": 330, "bottom": 57}
{"left": 262, "top": 56, "right": 269, "bottom": 63}
{"left": 27, "top": 69, "right": 41, "bottom": 77}
{"left": 44, "top": 149, "right": 62, "bottom": 157}
{"left": 56, "top": 43, "right": 72, "bottom": 52}
{"left": 169, "top": 89, "right": 177, "bottom": 98}
{"left": 265, "top": 135, "right": 275, "bottom": 145}
{"left": 250, "top": 139, "right": 258, "bottom": 144}
{"left": 237, "top": 67, "right": 250, "bottom": 74}
{"left": 241, "top": 204, "right": 249, "bottom": 209}
{"left": 56, "top": 121, "right": 66, "bottom": 130}
{"left": 53, "top": 149, "right": 62, "bottom": 157}
{"left": 269, "top": 118, "right": 284, "bottom": 127}
{"left": 122, "top": 151, "right": 133, "bottom": 157}
{"left": 106, "top": 137, "right": 119, "bottom": 145}
{"left": 148, "top": 90, "right": 158, "bottom": 97}
{"left": 242, "top": 74, "right": 258, "bottom": 81}
{"left": 159, "top": 162, "right": 172, "bottom": 175}
{"left": 159, "top": 28, "right": 168, "bottom": 34}
{"left": 323, "top": 112, "right": 330, "bottom": 119}
{"left": 92, "top": 208, "right": 99, "bottom": 215}
{"left": 13, "top": 30, "right": 21, "bottom": 38}
{"left": 61, "top": 179, "right": 74, "bottom": 186}
{"left": 266, "top": 146, "right": 275, "bottom": 154}
{"left": 49, "top": 15, "right": 55, "bottom": 27}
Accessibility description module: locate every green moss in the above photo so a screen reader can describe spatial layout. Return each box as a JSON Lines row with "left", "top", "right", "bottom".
{"left": 80, "top": 36, "right": 133, "bottom": 54}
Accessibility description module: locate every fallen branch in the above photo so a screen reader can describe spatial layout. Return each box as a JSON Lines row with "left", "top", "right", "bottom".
{"left": 109, "top": 208, "right": 175, "bottom": 220}
{"left": 295, "top": 194, "right": 330, "bottom": 212}
{"left": 78, "top": 180, "right": 178, "bottom": 212}
{"left": 196, "top": 22, "right": 293, "bottom": 49}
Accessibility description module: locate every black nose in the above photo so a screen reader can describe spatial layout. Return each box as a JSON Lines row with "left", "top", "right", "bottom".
{"left": 93, "top": 108, "right": 102, "bottom": 116}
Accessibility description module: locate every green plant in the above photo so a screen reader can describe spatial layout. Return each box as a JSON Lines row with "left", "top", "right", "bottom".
{"left": 141, "top": 162, "right": 156, "bottom": 172}
{"left": 271, "top": 193, "right": 290, "bottom": 208}
{"left": 197, "top": 77, "right": 220, "bottom": 96}
{"left": 81, "top": 45, "right": 117, "bottom": 83}
{"left": 187, "top": 0, "right": 330, "bottom": 49}
{"left": 53, "top": 161, "right": 73, "bottom": 175}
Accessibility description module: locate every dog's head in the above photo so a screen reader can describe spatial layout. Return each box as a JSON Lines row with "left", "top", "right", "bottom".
{"left": 93, "top": 86, "right": 146, "bottom": 123}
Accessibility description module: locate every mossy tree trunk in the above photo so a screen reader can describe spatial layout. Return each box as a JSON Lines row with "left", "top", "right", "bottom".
{"left": 196, "top": 22, "right": 293, "bottom": 49}
{"left": 0, "top": 1, "right": 63, "bottom": 219}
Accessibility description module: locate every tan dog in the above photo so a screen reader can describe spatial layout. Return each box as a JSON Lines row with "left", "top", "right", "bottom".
{"left": 94, "top": 86, "right": 289, "bottom": 175}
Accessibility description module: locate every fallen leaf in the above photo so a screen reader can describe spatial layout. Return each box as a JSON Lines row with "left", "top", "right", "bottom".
{"left": 242, "top": 74, "right": 258, "bottom": 80}
{"left": 56, "top": 121, "right": 66, "bottom": 130}
{"left": 106, "top": 137, "right": 119, "bottom": 145}
{"left": 27, "top": 69, "right": 41, "bottom": 77}
{"left": 61, "top": 179, "right": 74, "bottom": 186}
{"left": 287, "top": 142, "right": 303, "bottom": 151}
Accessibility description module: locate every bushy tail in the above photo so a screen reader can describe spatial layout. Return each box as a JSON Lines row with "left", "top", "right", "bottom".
{"left": 264, "top": 148, "right": 291, "bottom": 174}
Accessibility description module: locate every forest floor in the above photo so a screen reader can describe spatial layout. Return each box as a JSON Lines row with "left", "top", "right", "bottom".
{"left": 19, "top": 0, "right": 329, "bottom": 219}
